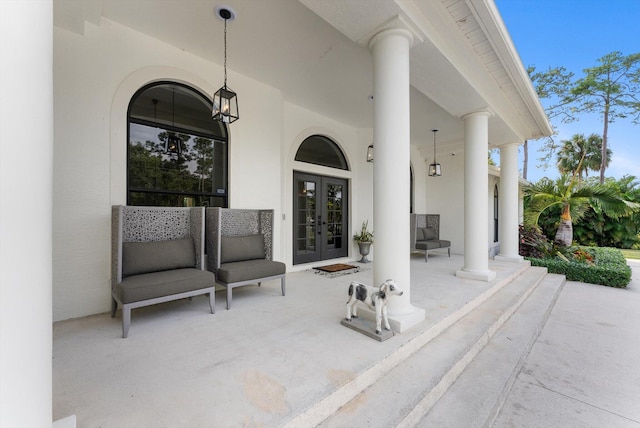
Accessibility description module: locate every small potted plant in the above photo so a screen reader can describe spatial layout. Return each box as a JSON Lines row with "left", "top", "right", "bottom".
{"left": 353, "top": 220, "right": 374, "bottom": 263}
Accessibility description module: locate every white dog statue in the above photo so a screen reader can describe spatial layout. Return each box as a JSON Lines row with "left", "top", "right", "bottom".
{"left": 345, "top": 279, "right": 404, "bottom": 334}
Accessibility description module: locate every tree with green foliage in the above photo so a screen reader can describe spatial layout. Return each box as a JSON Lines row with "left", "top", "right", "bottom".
{"left": 525, "top": 65, "right": 577, "bottom": 178}
{"left": 572, "top": 176, "right": 640, "bottom": 249}
{"left": 524, "top": 164, "right": 639, "bottom": 247}
{"left": 570, "top": 51, "right": 640, "bottom": 183}
{"left": 557, "top": 133, "right": 610, "bottom": 184}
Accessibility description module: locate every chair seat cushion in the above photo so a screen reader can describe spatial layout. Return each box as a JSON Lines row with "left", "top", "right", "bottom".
{"left": 116, "top": 268, "right": 214, "bottom": 304}
{"left": 415, "top": 240, "right": 442, "bottom": 250}
{"left": 218, "top": 260, "right": 286, "bottom": 285}
{"left": 436, "top": 240, "right": 451, "bottom": 248}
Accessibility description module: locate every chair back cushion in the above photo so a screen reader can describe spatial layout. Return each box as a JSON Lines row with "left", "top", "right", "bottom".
{"left": 122, "top": 238, "right": 195, "bottom": 276}
{"left": 221, "top": 234, "right": 266, "bottom": 263}
{"left": 422, "top": 227, "right": 437, "bottom": 240}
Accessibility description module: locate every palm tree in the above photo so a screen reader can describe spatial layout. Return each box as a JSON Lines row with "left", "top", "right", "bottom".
{"left": 556, "top": 133, "right": 610, "bottom": 185}
{"left": 524, "top": 165, "right": 639, "bottom": 247}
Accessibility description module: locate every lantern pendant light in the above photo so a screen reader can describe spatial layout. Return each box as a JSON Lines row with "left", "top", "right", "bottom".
{"left": 165, "top": 90, "right": 181, "bottom": 155}
{"left": 428, "top": 129, "right": 442, "bottom": 177}
{"left": 212, "top": 6, "right": 239, "bottom": 124}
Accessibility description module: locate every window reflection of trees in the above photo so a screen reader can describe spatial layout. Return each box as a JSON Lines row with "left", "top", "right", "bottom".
{"left": 127, "top": 82, "right": 227, "bottom": 207}
{"left": 128, "top": 123, "right": 225, "bottom": 207}
{"left": 327, "top": 184, "right": 343, "bottom": 248}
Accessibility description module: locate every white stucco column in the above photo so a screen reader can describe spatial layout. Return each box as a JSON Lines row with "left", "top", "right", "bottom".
{"left": 369, "top": 26, "right": 425, "bottom": 331}
{"left": 495, "top": 143, "right": 523, "bottom": 262}
{"left": 456, "top": 111, "right": 496, "bottom": 281}
{"left": 0, "top": 1, "right": 54, "bottom": 427}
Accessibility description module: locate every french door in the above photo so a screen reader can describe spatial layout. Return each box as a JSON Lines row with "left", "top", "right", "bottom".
{"left": 293, "top": 172, "right": 348, "bottom": 265}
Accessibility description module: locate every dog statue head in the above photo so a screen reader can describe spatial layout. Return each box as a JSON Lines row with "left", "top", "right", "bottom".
{"left": 379, "top": 279, "right": 403, "bottom": 299}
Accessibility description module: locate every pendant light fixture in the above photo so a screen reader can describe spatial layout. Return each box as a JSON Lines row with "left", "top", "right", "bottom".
{"left": 165, "top": 89, "right": 181, "bottom": 155}
{"left": 428, "top": 129, "right": 442, "bottom": 176}
{"left": 212, "top": 6, "right": 239, "bottom": 124}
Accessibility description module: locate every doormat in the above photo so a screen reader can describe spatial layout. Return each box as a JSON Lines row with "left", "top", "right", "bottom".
{"left": 312, "top": 263, "right": 360, "bottom": 278}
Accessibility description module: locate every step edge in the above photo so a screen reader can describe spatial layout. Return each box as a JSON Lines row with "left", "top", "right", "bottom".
{"left": 482, "top": 274, "right": 566, "bottom": 428}
{"left": 409, "top": 274, "right": 566, "bottom": 428}
{"left": 395, "top": 269, "right": 549, "bottom": 428}
{"left": 281, "top": 263, "right": 536, "bottom": 428}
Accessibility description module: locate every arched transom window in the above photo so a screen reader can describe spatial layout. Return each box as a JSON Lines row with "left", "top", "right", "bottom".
{"left": 295, "top": 135, "right": 349, "bottom": 170}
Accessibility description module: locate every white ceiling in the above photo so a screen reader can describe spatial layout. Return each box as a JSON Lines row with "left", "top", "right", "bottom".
{"left": 54, "top": 0, "right": 551, "bottom": 155}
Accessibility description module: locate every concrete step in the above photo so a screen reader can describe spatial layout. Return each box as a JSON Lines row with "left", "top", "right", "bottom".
{"left": 416, "top": 273, "right": 566, "bottom": 428}
{"left": 312, "top": 266, "right": 551, "bottom": 428}
{"left": 283, "top": 262, "right": 532, "bottom": 428}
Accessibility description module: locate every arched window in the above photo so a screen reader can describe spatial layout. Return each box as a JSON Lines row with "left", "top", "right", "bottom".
{"left": 494, "top": 184, "right": 499, "bottom": 242}
{"left": 127, "top": 82, "right": 229, "bottom": 207}
{"left": 295, "top": 135, "right": 349, "bottom": 170}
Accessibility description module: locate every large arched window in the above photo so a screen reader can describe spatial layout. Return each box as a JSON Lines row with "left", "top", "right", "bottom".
{"left": 127, "top": 82, "right": 228, "bottom": 207}
{"left": 295, "top": 135, "right": 349, "bottom": 170}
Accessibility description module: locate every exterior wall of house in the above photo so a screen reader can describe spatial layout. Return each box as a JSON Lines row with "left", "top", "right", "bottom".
{"left": 51, "top": 16, "right": 509, "bottom": 321}
{"left": 424, "top": 148, "right": 465, "bottom": 255}
{"left": 53, "top": 19, "right": 288, "bottom": 320}
{"left": 52, "top": 18, "right": 394, "bottom": 321}
{"left": 411, "top": 145, "right": 428, "bottom": 215}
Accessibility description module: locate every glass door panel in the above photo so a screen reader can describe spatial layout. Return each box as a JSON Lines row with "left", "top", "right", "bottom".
{"left": 293, "top": 172, "right": 348, "bottom": 264}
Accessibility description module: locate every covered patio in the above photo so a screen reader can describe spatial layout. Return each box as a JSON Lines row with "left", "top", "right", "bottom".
{"left": 1, "top": 0, "right": 555, "bottom": 425}
{"left": 53, "top": 255, "right": 546, "bottom": 426}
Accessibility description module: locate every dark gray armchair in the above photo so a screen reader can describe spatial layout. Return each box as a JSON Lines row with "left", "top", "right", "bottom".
{"left": 410, "top": 213, "right": 451, "bottom": 262}
{"left": 111, "top": 205, "right": 216, "bottom": 337}
{"left": 206, "top": 208, "right": 286, "bottom": 309}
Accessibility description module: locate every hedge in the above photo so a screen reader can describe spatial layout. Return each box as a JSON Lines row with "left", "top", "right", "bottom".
{"left": 526, "top": 247, "right": 631, "bottom": 288}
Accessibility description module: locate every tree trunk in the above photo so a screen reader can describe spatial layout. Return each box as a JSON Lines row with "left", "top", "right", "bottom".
{"left": 555, "top": 204, "right": 573, "bottom": 246}
{"left": 554, "top": 219, "right": 573, "bottom": 247}
{"left": 600, "top": 102, "right": 610, "bottom": 184}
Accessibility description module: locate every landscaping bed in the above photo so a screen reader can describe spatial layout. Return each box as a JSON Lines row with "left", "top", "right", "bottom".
{"left": 526, "top": 247, "right": 631, "bottom": 288}
{"left": 520, "top": 226, "right": 632, "bottom": 288}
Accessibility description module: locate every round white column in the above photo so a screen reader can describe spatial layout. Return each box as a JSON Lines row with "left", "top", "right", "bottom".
{"left": 0, "top": 1, "right": 53, "bottom": 427}
{"left": 456, "top": 111, "right": 496, "bottom": 281}
{"left": 495, "top": 143, "right": 523, "bottom": 262}
{"left": 369, "top": 27, "right": 424, "bottom": 330}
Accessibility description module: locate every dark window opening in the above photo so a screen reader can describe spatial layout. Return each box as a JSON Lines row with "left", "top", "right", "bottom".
{"left": 494, "top": 185, "right": 499, "bottom": 242}
{"left": 295, "top": 135, "right": 349, "bottom": 170}
{"left": 127, "top": 82, "right": 229, "bottom": 207}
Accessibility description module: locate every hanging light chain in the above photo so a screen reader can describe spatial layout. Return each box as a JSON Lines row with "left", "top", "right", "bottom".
{"left": 433, "top": 129, "right": 438, "bottom": 162}
{"left": 223, "top": 17, "right": 228, "bottom": 88}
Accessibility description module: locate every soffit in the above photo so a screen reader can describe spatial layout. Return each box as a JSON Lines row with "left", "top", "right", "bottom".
{"left": 53, "top": 0, "right": 550, "bottom": 155}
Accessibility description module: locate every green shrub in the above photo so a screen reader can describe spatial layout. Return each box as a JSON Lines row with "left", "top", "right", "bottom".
{"left": 526, "top": 246, "right": 631, "bottom": 288}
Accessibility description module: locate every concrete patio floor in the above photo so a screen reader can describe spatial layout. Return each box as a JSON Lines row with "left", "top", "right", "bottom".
{"left": 53, "top": 253, "right": 531, "bottom": 427}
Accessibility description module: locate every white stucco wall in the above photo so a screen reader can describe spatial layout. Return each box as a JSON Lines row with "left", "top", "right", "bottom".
{"left": 53, "top": 19, "right": 288, "bottom": 320}
{"left": 411, "top": 145, "right": 428, "bottom": 215}
{"left": 52, "top": 18, "right": 377, "bottom": 320}
{"left": 52, "top": 15, "right": 514, "bottom": 321}
{"left": 424, "top": 149, "right": 465, "bottom": 255}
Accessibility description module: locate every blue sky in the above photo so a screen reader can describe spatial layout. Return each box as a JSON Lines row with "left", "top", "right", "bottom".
{"left": 494, "top": 0, "right": 640, "bottom": 182}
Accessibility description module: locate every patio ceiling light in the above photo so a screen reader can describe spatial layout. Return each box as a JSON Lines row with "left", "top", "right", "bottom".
{"left": 428, "top": 129, "right": 442, "bottom": 177}
{"left": 367, "top": 143, "right": 374, "bottom": 162}
{"left": 212, "top": 6, "right": 239, "bottom": 124}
